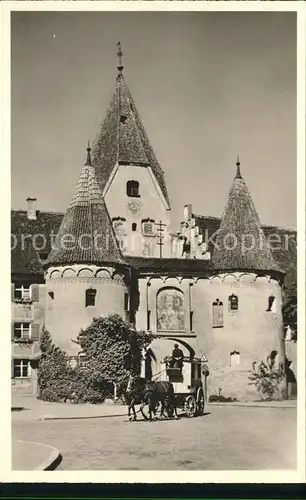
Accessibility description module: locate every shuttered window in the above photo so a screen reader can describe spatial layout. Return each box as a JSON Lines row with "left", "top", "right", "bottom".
{"left": 212, "top": 299, "right": 224, "bottom": 328}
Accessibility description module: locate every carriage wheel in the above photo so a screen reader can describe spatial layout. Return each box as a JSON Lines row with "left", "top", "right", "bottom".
{"left": 184, "top": 395, "right": 197, "bottom": 418}
{"left": 196, "top": 387, "right": 205, "bottom": 416}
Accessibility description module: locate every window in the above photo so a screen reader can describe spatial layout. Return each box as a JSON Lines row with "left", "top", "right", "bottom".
{"left": 230, "top": 350, "right": 240, "bottom": 367}
{"left": 190, "top": 311, "right": 194, "bottom": 331}
{"left": 39, "top": 252, "right": 49, "bottom": 261}
{"left": 13, "top": 359, "right": 31, "bottom": 378}
{"left": 85, "top": 288, "right": 96, "bottom": 307}
{"left": 78, "top": 353, "right": 88, "bottom": 369}
{"left": 229, "top": 294, "right": 238, "bottom": 311}
{"left": 266, "top": 295, "right": 276, "bottom": 312}
{"left": 147, "top": 310, "right": 151, "bottom": 331}
{"left": 14, "top": 284, "right": 31, "bottom": 301}
{"left": 14, "top": 322, "right": 31, "bottom": 340}
{"left": 124, "top": 293, "right": 129, "bottom": 311}
{"left": 212, "top": 299, "right": 224, "bottom": 328}
{"left": 48, "top": 291, "right": 54, "bottom": 300}
{"left": 127, "top": 180, "right": 139, "bottom": 197}
{"left": 132, "top": 223, "right": 137, "bottom": 232}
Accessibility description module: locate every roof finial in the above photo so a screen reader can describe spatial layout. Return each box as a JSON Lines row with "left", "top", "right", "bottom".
{"left": 85, "top": 140, "right": 92, "bottom": 166}
{"left": 235, "top": 154, "right": 242, "bottom": 179}
{"left": 117, "top": 41, "right": 124, "bottom": 77}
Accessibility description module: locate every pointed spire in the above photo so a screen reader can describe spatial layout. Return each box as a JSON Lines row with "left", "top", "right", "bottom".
{"left": 235, "top": 154, "right": 242, "bottom": 179}
{"left": 91, "top": 53, "right": 171, "bottom": 208}
{"left": 117, "top": 41, "right": 124, "bottom": 79}
{"left": 212, "top": 165, "right": 281, "bottom": 273}
{"left": 85, "top": 140, "right": 92, "bottom": 166}
{"left": 46, "top": 149, "right": 124, "bottom": 268}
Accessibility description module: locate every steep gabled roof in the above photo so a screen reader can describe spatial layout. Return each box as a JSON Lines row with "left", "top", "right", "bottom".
{"left": 211, "top": 159, "right": 282, "bottom": 274}
{"left": 92, "top": 65, "right": 170, "bottom": 207}
{"left": 11, "top": 210, "right": 63, "bottom": 278}
{"left": 46, "top": 147, "right": 124, "bottom": 268}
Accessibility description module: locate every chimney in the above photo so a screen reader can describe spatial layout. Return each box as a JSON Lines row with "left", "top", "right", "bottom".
{"left": 26, "top": 197, "right": 37, "bottom": 220}
{"left": 184, "top": 204, "right": 192, "bottom": 222}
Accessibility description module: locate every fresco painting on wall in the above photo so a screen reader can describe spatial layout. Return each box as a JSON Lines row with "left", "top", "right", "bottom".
{"left": 157, "top": 288, "right": 185, "bottom": 332}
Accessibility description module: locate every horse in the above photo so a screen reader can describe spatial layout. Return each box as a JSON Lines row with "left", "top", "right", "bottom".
{"left": 124, "top": 375, "right": 148, "bottom": 421}
{"left": 144, "top": 380, "right": 178, "bottom": 421}
{"left": 124, "top": 375, "right": 178, "bottom": 422}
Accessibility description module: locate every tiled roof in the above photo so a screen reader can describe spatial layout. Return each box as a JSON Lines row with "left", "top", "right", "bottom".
{"left": 194, "top": 215, "right": 296, "bottom": 287}
{"left": 92, "top": 73, "right": 171, "bottom": 207}
{"left": 11, "top": 210, "right": 63, "bottom": 277}
{"left": 210, "top": 163, "right": 284, "bottom": 274}
{"left": 46, "top": 151, "right": 124, "bottom": 268}
{"left": 125, "top": 256, "right": 212, "bottom": 274}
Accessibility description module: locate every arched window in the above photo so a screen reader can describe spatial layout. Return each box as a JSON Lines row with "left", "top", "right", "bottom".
{"left": 127, "top": 180, "right": 139, "bottom": 197}
{"left": 229, "top": 293, "right": 239, "bottom": 311}
{"left": 212, "top": 298, "right": 224, "bottom": 328}
{"left": 132, "top": 223, "right": 137, "bottom": 232}
{"left": 157, "top": 287, "right": 185, "bottom": 332}
{"left": 266, "top": 294, "right": 276, "bottom": 312}
{"left": 85, "top": 288, "right": 96, "bottom": 307}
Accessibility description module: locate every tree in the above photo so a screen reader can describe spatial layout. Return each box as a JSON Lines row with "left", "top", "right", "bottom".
{"left": 248, "top": 350, "right": 285, "bottom": 400}
{"left": 75, "top": 314, "right": 153, "bottom": 389}
{"left": 38, "top": 329, "right": 72, "bottom": 402}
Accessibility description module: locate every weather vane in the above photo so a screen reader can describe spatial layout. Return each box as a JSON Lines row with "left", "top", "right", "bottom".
{"left": 117, "top": 41, "right": 123, "bottom": 75}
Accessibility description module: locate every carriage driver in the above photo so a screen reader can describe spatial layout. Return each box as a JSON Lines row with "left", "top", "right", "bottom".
{"left": 170, "top": 343, "right": 184, "bottom": 370}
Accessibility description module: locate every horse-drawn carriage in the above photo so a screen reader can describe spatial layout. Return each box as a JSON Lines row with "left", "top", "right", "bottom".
{"left": 126, "top": 339, "right": 208, "bottom": 421}
{"left": 157, "top": 355, "right": 205, "bottom": 418}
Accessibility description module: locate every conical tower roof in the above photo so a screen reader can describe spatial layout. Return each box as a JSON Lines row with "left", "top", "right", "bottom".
{"left": 46, "top": 145, "right": 124, "bottom": 267}
{"left": 92, "top": 43, "right": 170, "bottom": 207}
{"left": 212, "top": 158, "right": 282, "bottom": 274}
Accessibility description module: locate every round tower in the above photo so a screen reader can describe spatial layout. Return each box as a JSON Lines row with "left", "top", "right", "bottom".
{"left": 44, "top": 145, "right": 130, "bottom": 356}
{"left": 205, "top": 157, "right": 285, "bottom": 401}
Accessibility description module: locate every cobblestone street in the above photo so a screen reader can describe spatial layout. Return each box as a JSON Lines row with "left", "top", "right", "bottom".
{"left": 12, "top": 404, "right": 296, "bottom": 470}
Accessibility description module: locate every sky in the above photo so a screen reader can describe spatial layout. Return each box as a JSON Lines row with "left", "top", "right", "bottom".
{"left": 11, "top": 11, "right": 297, "bottom": 230}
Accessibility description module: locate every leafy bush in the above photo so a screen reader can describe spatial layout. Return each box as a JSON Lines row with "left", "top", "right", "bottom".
{"left": 209, "top": 388, "right": 237, "bottom": 403}
{"left": 248, "top": 350, "right": 284, "bottom": 400}
{"left": 209, "top": 395, "right": 237, "bottom": 403}
{"left": 75, "top": 314, "right": 153, "bottom": 388}
{"left": 38, "top": 315, "right": 153, "bottom": 404}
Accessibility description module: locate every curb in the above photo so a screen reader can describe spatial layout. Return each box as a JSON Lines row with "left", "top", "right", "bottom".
{"left": 207, "top": 402, "right": 296, "bottom": 409}
{"left": 13, "top": 440, "right": 62, "bottom": 471}
{"left": 40, "top": 412, "right": 127, "bottom": 421}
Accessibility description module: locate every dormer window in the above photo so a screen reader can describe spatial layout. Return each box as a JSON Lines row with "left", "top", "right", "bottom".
{"left": 229, "top": 294, "right": 238, "bottom": 311}
{"left": 127, "top": 180, "right": 139, "bottom": 197}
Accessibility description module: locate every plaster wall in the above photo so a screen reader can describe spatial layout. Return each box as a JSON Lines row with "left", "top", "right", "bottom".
{"left": 104, "top": 164, "right": 171, "bottom": 257}
{"left": 135, "top": 272, "right": 284, "bottom": 400}
{"left": 45, "top": 265, "right": 128, "bottom": 355}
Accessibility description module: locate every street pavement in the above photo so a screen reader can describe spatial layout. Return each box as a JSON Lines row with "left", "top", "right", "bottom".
{"left": 12, "top": 395, "right": 297, "bottom": 470}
